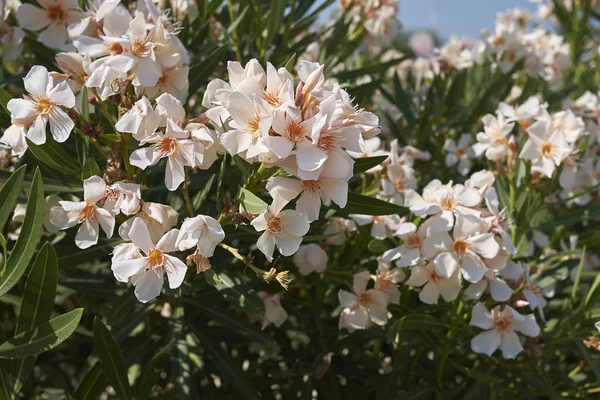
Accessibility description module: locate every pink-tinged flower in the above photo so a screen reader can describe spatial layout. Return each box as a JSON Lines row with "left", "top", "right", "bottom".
{"left": 250, "top": 204, "right": 310, "bottom": 262}
{"left": 176, "top": 215, "right": 225, "bottom": 257}
{"left": 17, "top": 0, "right": 82, "bottom": 49}
{"left": 338, "top": 271, "right": 389, "bottom": 331}
{"left": 115, "top": 96, "right": 162, "bottom": 141}
{"left": 7, "top": 65, "right": 75, "bottom": 145}
{"left": 470, "top": 302, "right": 540, "bottom": 359}
{"left": 111, "top": 218, "right": 187, "bottom": 303}
{"left": 383, "top": 222, "right": 428, "bottom": 267}
{"left": 118, "top": 202, "right": 178, "bottom": 242}
{"left": 374, "top": 257, "right": 404, "bottom": 304}
{"left": 405, "top": 262, "right": 462, "bottom": 305}
{"left": 424, "top": 214, "right": 500, "bottom": 282}
{"left": 519, "top": 121, "right": 573, "bottom": 178}
{"left": 129, "top": 119, "right": 195, "bottom": 191}
{"left": 405, "top": 180, "right": 481, "bottom": 233}
{"left": 350, "top": 214, "right": 401, "bottom": 240}
{"left": 49, "top": 176, "right": 115, "bottom": 249}
{"left": 444, "top": 133, "right": 474, "bottom": 176}
{"left": 0, "top": 125, "right": 28, "bottom": 158}
{"left": 293, "top": 244, "right": 328, "bottom": 275}
{"left": 258, "top": 292, "right": 288, "bottom": 328}
{"left": 472, "top": 114, "right": 515, "bottom": 161}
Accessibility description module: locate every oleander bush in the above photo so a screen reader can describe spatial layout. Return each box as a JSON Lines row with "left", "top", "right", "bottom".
{"left": 1, "top": 0, "right": 600, "bottom": 398}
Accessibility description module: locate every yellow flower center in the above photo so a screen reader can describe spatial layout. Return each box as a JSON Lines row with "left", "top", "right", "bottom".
{"left": 405, "top": 233, "right": 423, "bottom": 249}
{"left": 78, "top": 203, "right": 96, "bottom": 222}
{"left": 494, "top": 316, "right": 512, "bottom": 333}
{"left": 541, "top": 142, "right": 554, "bottom": 158}
{"left": 156, "top": 136, "right": 178, "bottom": 156}
{"left": 453, "top": 239, "right": 470, "bottom": 256}
{"left": 147, "top": 249, "right": 165, "bottom": 269}
{"left": 107, "top": 42, "right": 124, "bottom": 55}
{"left": 439, "top": 195, "right": 456, "bottom": 211}
{"left": 35, "top": 97, "right": 53, "bottom": 114}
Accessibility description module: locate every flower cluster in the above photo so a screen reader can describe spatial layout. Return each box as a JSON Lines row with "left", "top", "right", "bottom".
{"left": 338, "top": 0, "right": 400, "bottom": 39}
{"left": 203, "top": 58, "right": 380, "bottom": 260}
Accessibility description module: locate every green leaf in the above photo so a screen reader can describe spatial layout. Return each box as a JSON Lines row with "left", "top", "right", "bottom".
{"left": 193, "top": 328, "right": 261, "bottom": 400}
{"left": 572, "top": 247, "right": 586, "bottom": 299}
{"left": 0, "top": 234, "right": 6, "bottom": 273}
{"left": 26, "top": 137, "right": 80, "bottom": 176}
{"left": 283, "top": 53, "right": 297, "bottom": 72}
{"left": 227, "top": 5, "right": 249, "bottom": 35}
{"left": 239, "top": 187, "right": 268, "bottom": 214}
{"left": 92, "top": 317, "right": 132, "bottom": 400}
{"left": 0, "top": 86, "right": 12, "bottom": 115}
{"left": 188, "top": 45, "right": 228, "bottom": 95}
{"left": 0, "top": 308, "right": 83, "bottom": 359}
{"left": 392, "top": 72, "right": 415, "bottom": 127}
{"left": 80, "top": 87, "right": 89, "bottom": 120}
{"left": 81, "top": 158, "right": 101, "bottom": 180}
{"left": 192, "top": 174, "right": 215, "bottom": 210}
{"left": 387, "top": 314, "right": 447, "bottom": 343}
{"left": 133, "top": 340, "right": 174, "bottom": 399}
{"left": 0, "top": 169, "right": 82, "bottom": 193}
{"left": 353, "top": 156, "right": 388, "bottom": 175}
{"left": 575, "top": 340, "right": 600, "bottom": 381}
{"left": 0, "top": 164, "right": 26, "bottom": 231}
{"left": 331, "top": 192, "right": 408, "bottom": 216}
{"left": 73, "top": 363, "right": 105, "bottom": 400}
{"left": 585, "top": 271, "right": 600, "bottom": 307}
{"left": 0, "top": 168, "right": 44, "bottom": 297}
{"left": 8, "top": 242, "right": 58, "bottom": 395}
{"left": 264, "top": 0, "right": 284, "bottom": 51}
{"left": 368, "top": 239, "right": 390, "bottom": 254}
{"left": 204, "top": 270, "right": 265, "bottom": 316}
{"left": 186, "top": 299, "right": 269, "bottom": 344}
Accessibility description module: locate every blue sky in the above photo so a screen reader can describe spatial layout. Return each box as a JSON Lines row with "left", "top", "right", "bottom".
{"left": 399, "top": 0, "right": 538, "bottom": 39}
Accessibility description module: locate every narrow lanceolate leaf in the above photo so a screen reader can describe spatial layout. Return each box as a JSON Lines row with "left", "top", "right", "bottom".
{"left": 0, "top": 308, "right": 83, "bottom": 359}
{"left": 9, "top": 243, "right": 58, "bottom": 394}
{"left": 283, "top": 53, "right": 297, "bottom": 72}
{"left": 239, "top": 187, "right": 268, "bottom": 214}
{"left": 0, "top": 86, "right": 12, "bottom": 115}
{"left": 0, "top": 164, "right": 26, "bottom": 231}
{"left": 188, "top": 45, "right": 228, "bottom": 94}
{"left": 82, "top": 158, "right": 102, "bottom": 180}
{"left": 330, "top": 192, "right": 408, "bottom": 216}
{"left": 192, "top": 174, "right": 216, "bottom": 210}
{"left": 26, "top": 138, "right": 80, "bottom": 176}
{"left": 264, "top": 0, "right": 285, "bottom": 51}
{"left": 193, "top": 329, "right": 261, "bottom": 400}
{"left": 204, "top": 270, "right": 265, "bottom": 316}
{"left": 392, "top": 72, "right": 415, "bottom": 127}
{"left": 134, "top": 340, "right": 174, "bottom": 399}
{"left": 353, "top": 156, "right": 388, "bottom": 175}
{"left": 0, "top": 168, "right": 44, "bottom": 297}
{"left": 92, "top": 317, "right": 132, "bottom": 400}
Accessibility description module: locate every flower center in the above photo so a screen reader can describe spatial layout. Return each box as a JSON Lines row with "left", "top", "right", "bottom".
{"left": 439, "top": 195, "right": 456, "bottom": 211}
{"left": 156, "top": 136, "right": 178, "bottom": 156}
{"left": 107, "top": 42, "right": 124, "bottom": 55}
{"left": 494, "top": 316, "right": 512, "bottom": 333}
{"left": 453, "top": 239, "right": 470, "bottom": 256}
{"left": 317, "top": 131, "right": 338, "bottom": 154}
{"left": 357, "top": 291, "right": 373, "bottom": 308}
{"left": 147, "top": 249, "right": 165, "bottom": 269}
{"left": 264, "top": 90, "right": 282, "bottom": 107}
{"left": 46, "top": 3, "right": 65, "bottom": 22}
{"left": 78, "top": 203, "right": 96, "bottom": 222}
{"left": 130, "top": 37, "right": 152, "bottom": 58}
{"left": 405, "top": 233, "right": 423, "bottom": 249}
{"left": 428, "top": 269, "right": 441, "bottom": 284}
{"left": 286, "top": 120, "right": 306, "bottom": 142}
{"left": 541, "top": 142, "right": 553, "bottom": 158}
{"left": 300, "top": 180, "right": 320, "bottom": 193}
{"left": 248, "top": 115, "right": 261, "bottom": 139}
{"left": 267, "top": 216, "right": 282, "bottom": 233}
{"left": 34, "top": 97, "right": 53, "bottom": 114}
{"left": 456, "top": 147, "right": 467, "bottom": 158}
{"left": 393, "top": 178, "right": 406, "bottom": 193}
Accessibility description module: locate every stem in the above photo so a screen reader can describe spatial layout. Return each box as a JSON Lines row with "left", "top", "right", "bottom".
{"left": 227, "top": 0, "right": 243, "bottom": 62}
{"left": 218, "top": 243, "right": 270, "bottom": 277}
{"left": 90, "top": 88, "right": 117, "bottom": 131}
{"left": 182, "top": 167, "right": 195, "bottom": 216}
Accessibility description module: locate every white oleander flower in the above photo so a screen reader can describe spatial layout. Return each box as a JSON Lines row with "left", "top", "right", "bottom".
{"left": 383, "top": 222, "right": 428, "bottom": 267}
{"left": 17, "top": 0, "right": 82, "bottom": 49}
{"left": 405, "top": 180, "right": 481, "bottom": 233}
{"left": 111, "top": 218, "right": 187, "bottom": 303}
{"left": 323, "top": 217, "right": 357, "bottom": 246}
{"left": 463, "top": 269, "right": 513, "bottom": 302}
{"left": 119, "top": 201, "right": 178, "bottom": 242}
{"left": 104, "top": 182, "right": 141, "bottom": 216}
{"left": 176, "top": 215, "right": 225, "bottom": 257}
{"left": 115, "top": 96, "right": 162, "bottom": 141}
{"left": 258, "top": 292, "right": 288, "bottom": 328}
{"left": 470, "top": 302, "right": 540, "bottom": 359}
{"left": 350, "top": 214, "right": 401, "bottom": 240}
{"left": 374, "top": 257, "right": 404, "bottom": 304}
{"left": 293, "top": 244, "right": 328, "bottom": 275}
{"left": 444, "top": 133, "right": 474, "bottom": 176}
{"left": 49, "top": 176, "right": 115, "bottom": 249}
{"left": 497, "top": 96, "right": 545, "bottom": 127}
{"left": 424, "top": 214, "right": 500, "bottom": 283}
{"left": 338, "top": 271, "right": 388, "bottom": 331}
{"left": 8, "top": 65, "right": 75, "bottom": 145}
{"left": 405, "top": 262, "right": 462, "bottom": 305}
{"left": 519, "top": 120, "right": 572, "bottom": 178}
{"left": 472, "top": 114, "right": 515, "bottom": 161}
{"left": 130, "top": 119, "right": 195, "bottom": 191}
{"left": 0, "top": 125, "right": 28, "bottom": 158}
{"left": 250, "top": 204, "right": 310, "bottom": 262}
